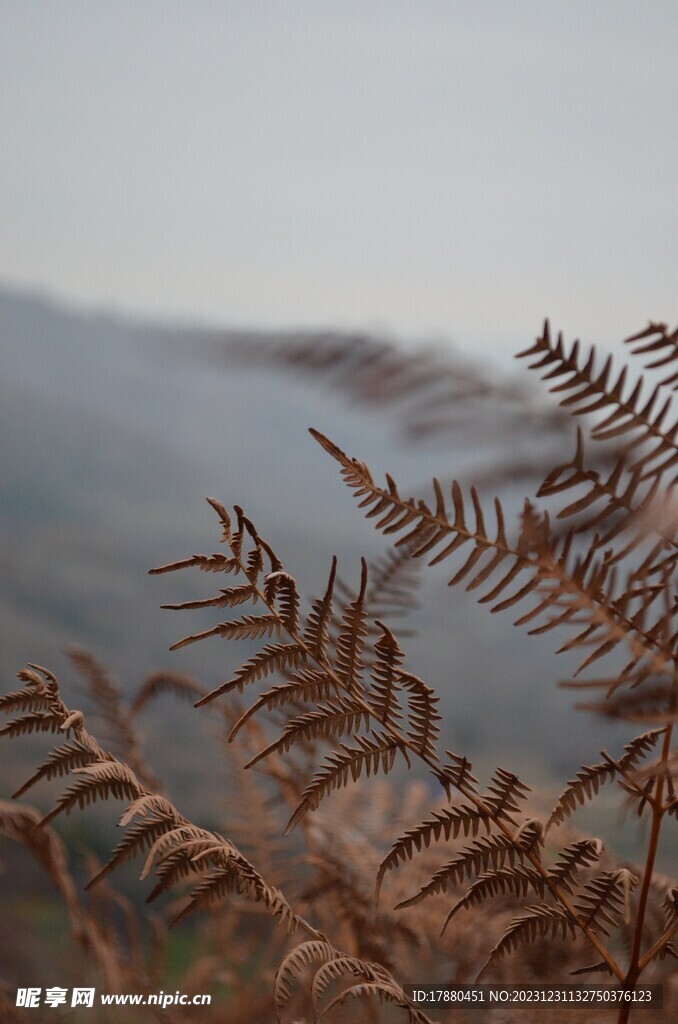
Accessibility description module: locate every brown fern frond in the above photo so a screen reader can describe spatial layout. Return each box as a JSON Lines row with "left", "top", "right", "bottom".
{"left": 229, "top": 669, "right": 337, "bottom": 742}
{"left": 195, "top": 642, "right": 305, "bottom": 705}
{"left": 303, "top": 556, "right": 337, "bottom": 659}
{"left": 0, "top": 712, "right": 70, "bottom": 739}
{"left": 86, "top": 814, "right": 180, "bottom": 890}
{"left": 161, "top": 582, "right": 257, "bottom": 610}
{"left": 130, "top": 671, "right": 207, "bottom": 713}
{"left": 547, "top": 730, "right": 664, "bottom": 830}
{"left": 441, "top": 865, "right": 546, "bottom": 932}
{"left": 625, "top": 322, "right": 678, "bottom": 389}
{"left": 149, "top": 552, "right": 239, "bottom": 575}
{"left": 0, "top": 686, "right": 50, "bottom": 715}
{"left": 36, "top": 760, "right": 142, "bottom": 829}
{"left": 12, "top": 737, "right": 100, "bottom": 798}
{"left": 547, "top": 838, "right": 605, "bottom": 894}
{"left": 169, "top": 612, "right": 281, "bottom": 651}
{"left": 320, "top": 980, "right": 430, "bottom": 1022}
{"left": 398, "top": 671, "right": 441, "bottom": 759}
{"left": 310, "top": 954, "right": 393, "bottom": 1013}
{"left": 334, "top": 558, "right": 369, "bottom": 693}
{"left": 244, "top": 696, "right": 371, "bottom": 768}
{"left": 369, "top": 622, "right": 405, "bottom": 727}
{"left": 570, "top": 960, "right": 614, "bottom": 976}
{"left": 476, "top": 904, "right": 577, "bottom": 981}
{"left": 284, "top": 732, "right": 407, "bottom": 835}
{"left": 520, "top": 321, "right": 678, "bottom": 481}
{"left": 483, "top": 767, "right": 532, "bottom": 821}
{"left": 573, "top": 869, "right": 638, "bottom": 935}
{"left": 172, "top": 867, "right": 298, "bottom": 933}
{"left": 395, "top": 834, "right": 521, "bottom": 909}
{"left": 435, "top": 751, "right": 479, "bottom": 797}
{"left": 376, "top": 803, "right": 492, "bottom": 899}
{"left": 274, "top": 940, "right": 338, "bottom": 1018}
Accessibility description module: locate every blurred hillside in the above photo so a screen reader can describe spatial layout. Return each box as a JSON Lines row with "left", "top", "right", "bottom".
{"left": 0, "top": 287, "right": 635, "bottom": 807}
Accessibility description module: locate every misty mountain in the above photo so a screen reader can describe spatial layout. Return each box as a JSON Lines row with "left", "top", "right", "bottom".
{"left": 0, "top": 287, "right": 632, "bottom": 803}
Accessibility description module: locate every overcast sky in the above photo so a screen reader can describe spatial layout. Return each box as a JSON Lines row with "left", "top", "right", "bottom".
{"left": 1, "top": 2, "right": 676, "bottom": 356}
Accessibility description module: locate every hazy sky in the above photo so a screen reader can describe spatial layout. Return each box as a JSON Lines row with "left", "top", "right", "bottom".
{"left": 1, "top": 2, "right": 676, "bottom": 354}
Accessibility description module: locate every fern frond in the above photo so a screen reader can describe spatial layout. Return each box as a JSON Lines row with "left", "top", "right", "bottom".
{"left": 310, "top": 955, "right": 393, "bottom": 1014}
{"left": 547, "top": 731, "right": 665, "bottom": 830}
{"left": 169, "top": 612, "right": 281, "bottom": 651}
{"left": 548, "top": 838, "right": 605, "bottom": 894}
{"left": 161, "top": 583, "right": 257, "bottom": 610}
{"left": 0, "top": 713, "right": 70, "bottom": 739}
{"left": 482, "top": 767, "right": 532, "bottom": 821}
{"left": 37, "top": 760, "right": 141, "bottom": 829}
{"left": 12, "top": 737, "right": 99, "bottom": 798}
{"left": 376, "top": 803, "right": 492, "bottom": 899}
{"left": 334, "top": 558, "right": 369, "bottom": 693}
{"left": 520, "top": 321, "right": 678, "bottom": 481}
{"left": 229, "top": 669, "right": 336, "bottom": 741}
{"left": 131, "top": 671, "right": 207, "bottom": 713}
{"left": 320, "top": 980, "right": 429, "bottom": 1022}
{"left": 284, "top": 732, "right": 407, "bottom": 835}
{"left": 195, "top": 642, "right": 304, "bottom": 705}
{"left": 441, "top": 865, "right": 546, "bottom": 932}
{"left": 625, "top": 322, "right": 678, "bottom": 389}
{"left": 86, "top": 814, "right": 180, "bottom": 890}
{"left": 477, "top": 904, "right": 576, "bottom": 981}
{"left": 149, "top": 552, "right": 238, "bottom": 575}
{"left": 244, "top": 697, "right": 371, "bottom": 768}
{"left": 435, "top": 751, "right": 479, "bottom": 798}
{"left": 398, "top": 671, "right": 441, "bottom": 759}
{"left": 369, "top": 622, "right": 405, "bottom": 727}
{"left": 0, "top": 687, "right": 50, "bottom": 715}
{"left": 303, "top": 556, "right": 337, "bottom": 659}
{"left": 573, "top": 869, "right": 638, "bottom": 935}
{"left": 396, "top": 834, "right": 521, "bottom": 909}
{"left": 274, "top": 940, "right": 337, "bottom": 1018}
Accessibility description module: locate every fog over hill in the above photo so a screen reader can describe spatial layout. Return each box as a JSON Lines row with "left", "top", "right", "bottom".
{"left": 0, "top": 287, "right": 634, "bottom": 807}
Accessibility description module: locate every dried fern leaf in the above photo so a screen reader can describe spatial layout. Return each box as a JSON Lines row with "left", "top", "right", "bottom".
{"left": 547, "top": 730, "right": 664, "bottom": 830}
{"left": 482, "top": 767, "right": 532, "bottom": 820}
{"left": 0, "top": 687, "right": 50, "bottom": 715}
{"left": 396, "top": 834, "right": 521, "bottom": 909}
{"left": 229, "top": 669, "right": 337, "bottom": 741}
{"left": 195, "top": 642, "right": 304, "bottom": 705}
{"left": 334, "top": 559, "right": 369, "bottom": 693}
{"left": 625, "top": 322, "right": 678, "bottom": 389}
{"left": 275, "top": 941, "right": 337, "bottom": 1018}
{"left": 320, "top": 980, "right": 430, "bottom": 1022}
{"left": 162, "top": 583, "right": 257, "bottom": 611}
{"left": 169, "top": 612, "right": 281, "bottom": 651}
{"left": 0, "top": 712, "right": 71, "bottom": 740}
{"left": 398, "top": 671, "right": 441, "bottom": 759}
{"left": 284, "top": 732, "right": 406, "bottom": 835}
{"left": 376, "top": 803, "right": 491, "bottom": 900}
{"left": 149, "top": 552, "right": 238, "bottom": 575}
{"left": 86, "top": 814, "right": 180, "bottom": 890}
{"left": 548, "top": 838, "right": 605, "bottom": 894}
{"left": 131, "top": 671, "right": 207, "bottom": 713}
{"left": 36, "top": 760, "right": 142, "bottom": 829}
{"left": 244, "top": 697, "right": 371, "bottom": 768}
{"left": 442, "top": 865, "right": 546, "bottom": 932}
{"left": 573, "top": 869, "right": 638, "bottom": 935}
{"left": 12, "top": 737, "right": 99, "bottom": 798}
{"left": 310, "top": 955, "right": 393, "bottom": 1015}
{"left": 369, "top": 622, "right": 405, "bottom": 727}
{"left": 476, "top": 904, "right": 576, "bottom": 982}
{"left": 435, "top": 751, "right": 479, "bottom": 797}
{"left": 303, "top": 556, "right": 337, "bottom": 659}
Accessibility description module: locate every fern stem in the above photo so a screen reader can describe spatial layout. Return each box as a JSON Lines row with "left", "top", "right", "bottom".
{"left": 617, "top": 721, "right": 674, "bottom": 1024}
